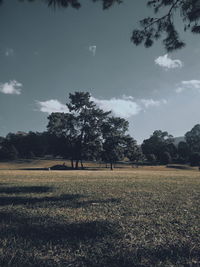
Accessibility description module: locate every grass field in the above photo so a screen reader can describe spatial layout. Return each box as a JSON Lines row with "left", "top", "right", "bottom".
{"left": 0, "top": 162, "right": 200, "bottom": 266}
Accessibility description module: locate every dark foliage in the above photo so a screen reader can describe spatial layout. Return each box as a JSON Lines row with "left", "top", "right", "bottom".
{"left": 141, "top": 130, "right": 174, "bottom": 163}
{"left": 146, "top": 153, "right": 157, "bottom": 163}
{"left": 189, "top": 152, "right": 200, "bottom": 166}
{"left": 160, "top": 151, "right": 172, "bottom": 165}
{"left": 132, "top": 0, "right": 200, "bottom": 51}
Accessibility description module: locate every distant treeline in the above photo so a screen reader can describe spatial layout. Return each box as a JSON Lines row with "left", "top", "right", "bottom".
{"left": 1, "top": 92, "right": 200, "bottom": 168}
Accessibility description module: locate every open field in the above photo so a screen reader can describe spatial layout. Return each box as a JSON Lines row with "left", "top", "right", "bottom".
{"left": 0, "top": 164, "right": 200, "bottom": 266}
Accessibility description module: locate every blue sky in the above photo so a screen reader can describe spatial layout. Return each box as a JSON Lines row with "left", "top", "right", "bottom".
{"left": 0, "top": 0, "right": 200, "bottom": 143}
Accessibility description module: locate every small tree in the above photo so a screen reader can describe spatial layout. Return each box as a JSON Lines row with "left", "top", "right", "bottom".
{"left": 101, "top": 117, "right": 129, "bottom": 170}
{"left": 125, "top": 136, "right": 144, "bottom": 166}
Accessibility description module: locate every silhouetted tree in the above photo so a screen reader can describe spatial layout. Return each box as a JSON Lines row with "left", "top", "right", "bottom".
{"left": 0, "top": 136, "right": 4, "bottom": 144}
{"left": 131, "top": 0, "right": 200, "bottom": 51}
{"left": 0, "top": 142, "right": 19, "bottom": 160}
{"left": 189, "top": 152, "right": 200, "bottom": 166}
{"left": 177, "top": 141, "right": 190, "bottom": 163}
{"left": 47, "top": 92, "right": 110, "bottom": 169}
{"left": 125, "top": 136, "right": 144, "bottom": 166}
{"left": 101, "top": 116, "right": 129, "bottom": 170}
{"left": 141, "top": 130, "right": 174, "bottom": 163}
{"left": 185, "top": 124, "right": 200, "bottom": 153}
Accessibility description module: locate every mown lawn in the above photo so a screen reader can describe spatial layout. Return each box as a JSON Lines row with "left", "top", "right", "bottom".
{"left": 0, "top": 168, "right": 200, "bottom": 266}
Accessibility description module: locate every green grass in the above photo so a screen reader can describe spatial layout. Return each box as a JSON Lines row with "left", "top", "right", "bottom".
{"left": 0, "top": 167, "right": 200, "bottom": 266}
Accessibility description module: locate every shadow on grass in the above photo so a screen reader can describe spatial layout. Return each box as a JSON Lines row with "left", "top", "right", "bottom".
{"left": 0, "top": 184, "right": 120, "bottom": 207}
{"left": 0, "top": 210, "right": 199, "bottom": 266}
{"left": 0, "top": 194, "right": 85, "bottom": 207}
{"left": 0, "top": 195, "right": 120, "bottom": 208}
{"left": 0, "top": 210, "right": 120, "bottom": 242}
{"left": 0, "top": 211, "right": 122, "bottom": 266}
{"left": 0, "top": 185, "right": 52, "bottom": 194}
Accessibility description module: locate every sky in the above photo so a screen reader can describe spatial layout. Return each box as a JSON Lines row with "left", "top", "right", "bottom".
{"left": 0, "top": 0, "right": 200, "bottom": 143}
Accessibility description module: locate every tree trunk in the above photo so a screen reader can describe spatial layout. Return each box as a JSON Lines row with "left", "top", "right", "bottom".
{"left": 110, "top": 162, "right": 113, "bottom": 170}
{"left": 71, "top": 159, "right": 74, "bottom": 169}
{"left": 81, "top": 159, "right": 84, "bottom": 169}
{"left": 75, "top": 160, "right": 79, "bottom": 169}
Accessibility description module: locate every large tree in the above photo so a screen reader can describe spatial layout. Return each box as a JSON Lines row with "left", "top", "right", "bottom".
{"left": 47, "top": 92, "right": 110, "bottom": 169}
{"left": 3, "top": 0, "right": 200, "bottom": 51}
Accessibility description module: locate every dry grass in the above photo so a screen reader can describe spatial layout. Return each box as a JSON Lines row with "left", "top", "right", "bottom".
{"left": 0, "top": 162, "right": 200, "bottom": 266}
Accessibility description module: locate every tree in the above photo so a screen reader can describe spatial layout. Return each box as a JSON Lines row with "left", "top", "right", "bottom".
{"left": 3, "top": 0, "right": 200, "bottom": 51}
{"left": 165, "top": 142, "right": 178, "bottom": 161}
{"left": 177, "top": 141, "right": 190, "bottom": 163}
{"left": 189, "top": 152, "right": 200, "bottom": 166}
{"left": 4, "top": 131, "right": 51, "bottom": 158}
{"left": 47, "top": 112, "right": 77, "bottom": 167}
{"left": 131, "top": 0, "right": 200, "bottom": 51}
{"left": 141, "top": 130, "right": 174, "bottom": 163}
{"left": 146, "top": 153, "right": 156, "bottom": 164}
{"left": 160, "top": 151, "right": 172, "bottom": 165}
{"left": 0, "top": 146, "right": 10, "bottom": 160}
{"left": 47, "top": 92, "right": 110, "bottom": 169}
{"left": 185, "top": 124, "right": 200, "bottom": 153}
{"left": 0, "top": 143, "right": 19, "bottom": 160}
{"left": 0, "top": 136, "right": 4, "bottom": 145}
{"left": 125, "top": 136, "right": 144, "bottom": 166}
{"left": 101, "top": 116, "right": 129, "bottom": 170}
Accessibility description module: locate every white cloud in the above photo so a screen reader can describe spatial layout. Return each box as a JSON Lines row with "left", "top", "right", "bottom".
{"left": 155, "top": 54, "right": 183, "bottom": 70}
{"left": 175, "top": 87, "right": 185, "bottom": 94}
{"left": 91, "top": 95, "right": 141, "bottom": 118}
{"left": 89, "top": 45, "right": 96, "bottom": 56}
{"left": 182, "top": 80, "right": 200, "bottom": 89}
{"left": 140, "top": 99, "right": 166, "bottom": 108}
{"left": 36, "top": 99, "right": 69, "bottom": 114}
{"left": 91, "top": 95, "right": 167, "bottom": 119}
{"left": 0, "top": 80, "right": 22, "bottom": 95}
{"left": 176, "top": 80, "right": 200, "bottom": 93}
{"left": 5, "top": 48, "right": 14, "bottom": 57}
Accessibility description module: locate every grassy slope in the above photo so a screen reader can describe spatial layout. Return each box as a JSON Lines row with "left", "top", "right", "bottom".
{"left": 0, "top": 166, "right": 200, "bottom": 266}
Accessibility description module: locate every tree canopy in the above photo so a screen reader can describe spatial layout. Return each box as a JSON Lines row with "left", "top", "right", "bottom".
{"left": 47, "top": 92, "right": 140, "bottom": 169}
{"left": 185, "top": 124, "right": 200, "bottom": 153}
{"left": 141, "top": 130, "right": 175, "bottom": 163}
{"left": 2, "top": 0, "right": 200, "bottom": 51}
